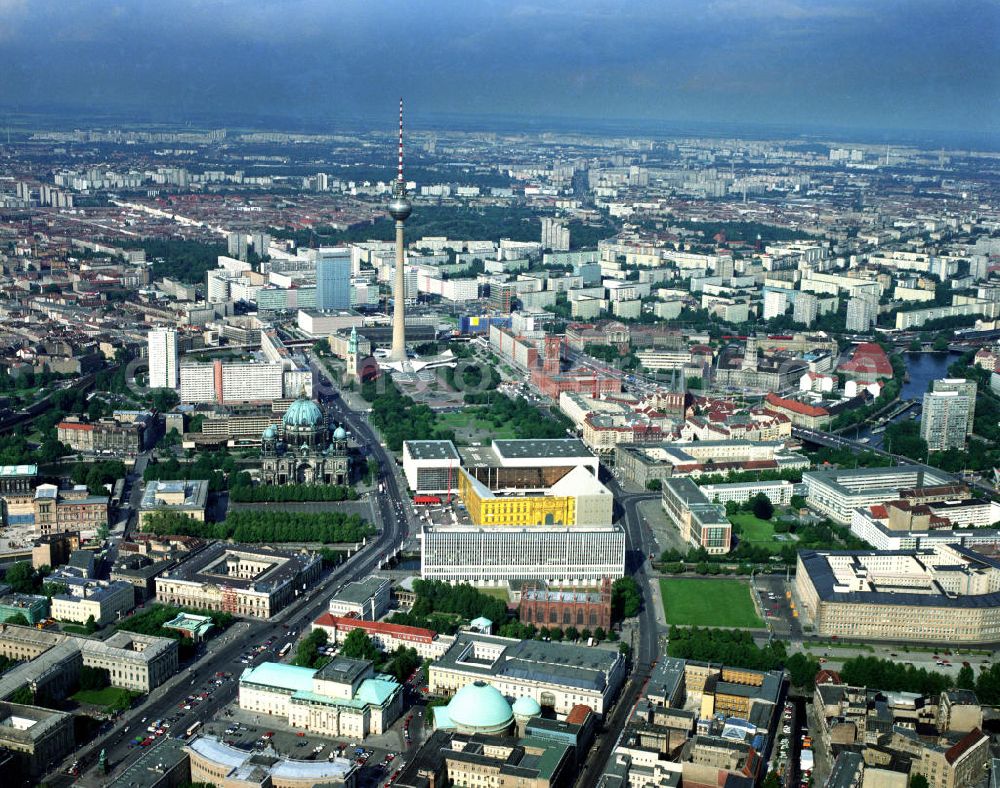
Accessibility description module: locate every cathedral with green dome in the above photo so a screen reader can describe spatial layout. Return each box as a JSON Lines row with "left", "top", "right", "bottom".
{"left": 260, "top": 389, "right": 350, "bottom": 485}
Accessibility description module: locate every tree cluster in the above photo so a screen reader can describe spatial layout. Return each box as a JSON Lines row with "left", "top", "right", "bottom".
{"left": 143, "top": 239, "right": 227, "bottom": 285}
{"left": 667, "top": 626, "right": 790, "bottom": 672}
{"left": 143, "top": 450, "right": 238, "bottom": 492}
{"left": 294, "top": 629, "right": 330, "bottom": 669}
{"left": 611, "top": 577, "right": 642, "bottom": 621}
{"left": 364, "top": 379, "right": 448, "bottom": 451}
{"left": 410, "top": 579, "right": 509, "bottom": 625}
{"left": 71, "top": 460, "right": 126, "bottom": 496}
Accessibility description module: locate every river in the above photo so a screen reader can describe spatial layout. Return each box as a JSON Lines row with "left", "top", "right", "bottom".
{"left": 850, "top": 351, "right": 961, "bottom": 447}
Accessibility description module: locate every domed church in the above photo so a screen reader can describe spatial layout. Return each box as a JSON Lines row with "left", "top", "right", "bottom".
{"left": 260, "top": 389, "right": 350, "bottom": 485}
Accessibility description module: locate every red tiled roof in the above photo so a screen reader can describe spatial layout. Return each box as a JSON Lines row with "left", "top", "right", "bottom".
{"left": 57, "top": 421, "right": 94, "bottom": 431}
{"left": 566, "top": 704, "right": 594, "bottom": 725}
{"left": 313, "top": 613, "right": 435, "bottom": 643}
{"left": 765, "top": 393, "right": 830, "bottom": 418}
{"left": 815, "top": 669, "right": 842, "bottom": 685}
{"left": 870, "top": 505, "right": 889, "bottom": 519}
{"left": 840, "top": 342, "right": 893, "bottom": 378}
{"left": 945, "top": 728, "right": 985, "bottom": 765}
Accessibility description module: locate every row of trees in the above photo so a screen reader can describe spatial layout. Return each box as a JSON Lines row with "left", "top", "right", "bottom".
{"left": 142, "top": 510, "right": 373, "bottom": 544}
{"left": 666, "top": 627, "right": 818, "bottom": 687}
{"left": 229, "top": 483, "right": 359, "bottom": 503}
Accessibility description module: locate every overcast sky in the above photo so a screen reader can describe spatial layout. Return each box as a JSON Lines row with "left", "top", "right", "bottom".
{"left": 0, "top": 0, "right": 996, "bottom": 137}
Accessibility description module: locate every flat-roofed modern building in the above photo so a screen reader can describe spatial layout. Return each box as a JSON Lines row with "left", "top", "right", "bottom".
{"left": 403, "top": 440, "right": 462, "bottom": 494}
{"left": 661, "top": 478, "right": 732, "bottom": 555}
{"left": 699, "top": 479, "right": 794, "bottom": 507}
{"left": 139, "top": 479, "right": 209, "bottom": 526}
{"left": 428, "top": 632, "right": 626, "bottom": 717}
{"left": 795, "top": 545, "right": 1000, "bottom": 643}
{"left": 614, "top": 440, "right": 808, "bottom": 487}
{"left": 457, "top": 464, "right": 613, "bottom": 527}
{"left": 327, "top": 576, "right": 392, "bottom": 621}
{"left": 802, "top": 465, "right": 957, "bottom": 524}
{"left": 421, "top": 524, "right": 625, "bottom": 586}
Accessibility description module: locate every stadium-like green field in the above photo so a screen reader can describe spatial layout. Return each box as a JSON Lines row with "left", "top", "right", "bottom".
{"left": 660, "top": 578, "right": 764, "bottom": 628}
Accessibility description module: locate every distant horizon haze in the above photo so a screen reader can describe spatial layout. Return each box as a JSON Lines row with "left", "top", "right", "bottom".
{"left": 0, "top": 0, "right": 996, "bottom": 143}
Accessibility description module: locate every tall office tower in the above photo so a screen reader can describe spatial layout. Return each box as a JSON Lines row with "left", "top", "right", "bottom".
{"left": 846, "top": 294, "right": 877, "bottom": 332}
{"left": 541, "top": 217, "right": 570, "bottom": 251}
{"left": 921, "top": 391, "right": 971, "bottom": 451}
{"left": 763, "top": 290, "right": 789, "bottom": 320}
{"left": 931, "top": 378, "right": 977, "bottom": 434}
{"left": 793, "top": 292, "right": 819, "bottom": 327}
{"left": 742, "top": 334, "right": 758, "bottom": 371}
{"left": 315, "top": 249, "right": 352, "bottom": 310}
{"left": 388, "top": 99, "right": 412, "bottom": 363}
{"left": 148, "top": 328, "right": 179, "bottom": 390}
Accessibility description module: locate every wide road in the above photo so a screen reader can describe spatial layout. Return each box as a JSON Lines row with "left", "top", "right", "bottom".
{"left": 576, "top": 473, "right": 662, "bottom": 788}
{"left": 52, "top": 369, "right": 411, "bottom": 786}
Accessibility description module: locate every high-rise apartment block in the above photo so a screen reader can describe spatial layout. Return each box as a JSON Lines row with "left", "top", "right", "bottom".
{"left": 930, "top": 378, "right": 977, "bottom": 434}
{"left": 794, "top": 292, "right": 819, "bottom": 327}
{"left": 921, "top": 391, "right": 970, "bottom": 451}
{"left": 763, "top": 289, "right": 789, "bottom": 320}
{"left": 541, "top": 217, "right": 570, "bottom": 251}
{"left": 846, "top": 294, "right": 878, "bottom": 332}
{"left": 147, "top": 327, "right": 178, "bottom": 389}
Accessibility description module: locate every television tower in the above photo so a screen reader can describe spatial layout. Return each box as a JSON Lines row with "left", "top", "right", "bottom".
{"left": 388, "top": 98, "right": 412, "bottom": 363}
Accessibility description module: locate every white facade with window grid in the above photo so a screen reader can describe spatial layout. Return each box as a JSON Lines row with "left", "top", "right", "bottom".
{"left": 420, "top": 524, "right": 625, "bottom": 586}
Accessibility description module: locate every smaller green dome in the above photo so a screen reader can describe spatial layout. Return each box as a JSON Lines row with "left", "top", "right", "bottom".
{"left": 333, "top": 426, "right": 347, "bottom": 440}
{"left": 262, "top": 424, "right": 277, "bottom": 440}
{"left": 512, "top": 696, "right": 542, "bottom": 718}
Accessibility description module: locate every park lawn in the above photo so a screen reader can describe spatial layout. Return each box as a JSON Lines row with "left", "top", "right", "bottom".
{"left": 477, "top": 587, "right": 510, "bottom": 602}
{"left": 729, "top": 513, "right": 784, "bottom": 553}
{"left": 660, "top": 578, "right": 764, "bottom": 629}
{"left": 72, "top": 686, "right": 139, "bottom": 710}
{"left": 437, "top": 411, "right": 518, "bottom": 442}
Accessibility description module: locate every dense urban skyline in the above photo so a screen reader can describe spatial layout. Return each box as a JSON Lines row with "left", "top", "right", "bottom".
{"left": 0, "top": 0, "right": 997, "bottom": 139}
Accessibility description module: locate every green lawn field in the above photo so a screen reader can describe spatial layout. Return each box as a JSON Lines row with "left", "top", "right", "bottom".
{"left": 436, "top": 411, "right": 518, "bottom": 443}
{"left": 729, "top": 512, "right": 787, "bottom": 553}
{"left": 660, "top": 578, "right": 764, "bottom": 628}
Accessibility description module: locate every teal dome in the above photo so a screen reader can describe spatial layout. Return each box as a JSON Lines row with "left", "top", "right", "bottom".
{"left": 262, "top": 424, "right": 277, "bottom": 440}
{"left": 333, "top": 426, "right": 347, "bottom": 440}
{"left": 283, "top": 395, "right": 324, "bottom": 428}
{"left": 512, "top": 696, "right": 542, "bottom": 719}
{"left": 447, "top": 681, "right": 513, "bottom": 734}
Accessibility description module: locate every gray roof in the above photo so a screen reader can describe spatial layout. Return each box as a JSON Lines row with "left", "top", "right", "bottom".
{"left": 436, "top": 632, "right": 622, "bottom": 693}
{"left": 333, "top": 576, "right": 390, "bottom": 606}
{"left": 405, "top": 440, "right": 461, "bottom": 461}
{"left": 162, "top": 541, "right": 319, "bottom": 593}
{"left": 492, "top": 438, "right": 595, "bottom": 461}
{"left": 800, "top": 549, "right": 1000, "bottom": 609}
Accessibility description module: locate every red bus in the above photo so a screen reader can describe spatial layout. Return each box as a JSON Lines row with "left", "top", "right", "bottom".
{"left": 413, "top": 495, "right": 442, "bottom": 505}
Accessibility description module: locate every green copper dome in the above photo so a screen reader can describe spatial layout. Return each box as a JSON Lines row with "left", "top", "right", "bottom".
{"left": 283, "top": 394, "right": 324, "bottom": 428}
{"left": 512, "top": 696, "right": 542, "bottom": 719}
{"left": 446, "top": 681, "right": 513, "bottom": 734}
{"left": 333, "top": 426, "right": 347, "bottom": 440}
